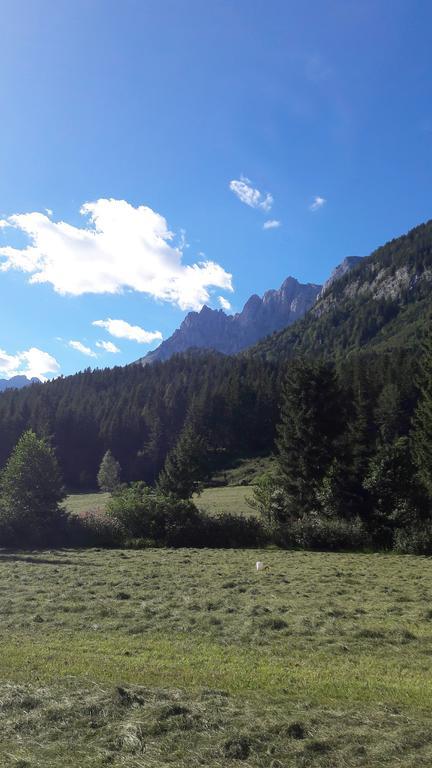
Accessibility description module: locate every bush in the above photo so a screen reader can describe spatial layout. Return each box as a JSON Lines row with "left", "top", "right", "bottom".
{"left": 107, "top": 482, "right": 266, "bottom": 548}
{"left": 107, "top": 483, "right": 203, "bottom": 544}
{"left": 275, "top": 513, "right": 370, "bottom": 551}
{"left": 393, "top": 523, "right": 432, "bottom": 555}
{"left": 65, "top": 510, "right": 124, "bottom": 548}
{"left": 201, "top": 513, "right": 267, "bottom": 548}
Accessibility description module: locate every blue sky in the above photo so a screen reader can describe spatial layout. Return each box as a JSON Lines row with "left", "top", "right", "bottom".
{"left": 1, "top": 0, "right": 432, "bottom": 379}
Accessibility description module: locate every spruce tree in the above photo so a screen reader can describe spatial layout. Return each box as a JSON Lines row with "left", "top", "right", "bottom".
{"left": 97, "top": 450, "right": 121, "bottom": 492}
{"left": 276, "top": 359, "right": 344, "bottom": 517}
{"left": 0, "top": 430, "right": 65, "bottom": 545}
{"left": 157, "top": 421, "right": 208, "bottom": 499}
{"left": 411, "top": 328, "right": 432, "bottom": 498}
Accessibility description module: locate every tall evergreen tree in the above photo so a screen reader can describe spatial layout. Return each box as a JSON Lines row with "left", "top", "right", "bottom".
{"left": 0, "top": 430, "right": 65, "bottom": 545}
{"left": 276, "top": 359, "right": 344, "bottom": 517}
{"left": 411, "top": 327, "right": 432, "bottom": 497}
{"left": 157, "top": 421, "right": 208, "bottom": 499}
{"left": 97, "top": 449, "right": 121, "bottom": 492}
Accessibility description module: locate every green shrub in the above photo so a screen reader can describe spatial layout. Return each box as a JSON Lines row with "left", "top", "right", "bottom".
{"left": 393, "top": 523, "right": 432, "bottom": 555}
{"left": 275, "top": 513, "right": 370, "bottom": 551}
{"left": 65, "top": 510, "right": 124, "bottom": 548}
{"left": 107, "top": 482, "right": 266, "bottom": 548}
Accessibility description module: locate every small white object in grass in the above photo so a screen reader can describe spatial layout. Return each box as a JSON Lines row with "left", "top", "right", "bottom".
{"left": 256, "top": 561, "right": 265, "bottom": 571}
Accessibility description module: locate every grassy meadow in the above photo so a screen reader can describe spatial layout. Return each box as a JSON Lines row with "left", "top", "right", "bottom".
{"left": 64, "top": 485, "right": 255, "bottom": 518}
{"left": 1, "top": 546, "right": 432, "bottom": 766}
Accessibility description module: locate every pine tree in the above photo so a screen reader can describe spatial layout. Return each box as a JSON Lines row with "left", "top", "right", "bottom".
{"left": 97, "top": 450, "right": 121, "bottom": 492}
{"left": 411, "top": 327, "right": 432, "bottom": 498}
{"left": 157, "top": 421, "right": 208, "bottom": 499}
{"left": 276, "top": 359, "right": 344, "bottom": 517}
{"left": 0, "top": 430, "right": 65, "bottom": 545}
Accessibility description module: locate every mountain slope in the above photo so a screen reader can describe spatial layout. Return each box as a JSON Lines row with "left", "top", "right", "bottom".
{"left": 139, "top": 277, "right": 321, "bottom": 364}
{"left": 251, "top": 220, "right": 432, "bottom": 361}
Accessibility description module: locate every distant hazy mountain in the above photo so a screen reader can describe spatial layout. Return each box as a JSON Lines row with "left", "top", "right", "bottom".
{"left": 0, "top": 375, "right": 40, "bottom": 393}
{"left": 138, "top": 276, "right": 322, "bottom": 364}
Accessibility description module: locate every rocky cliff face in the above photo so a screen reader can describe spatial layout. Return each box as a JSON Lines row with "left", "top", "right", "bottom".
{"left": 139, "top": 276, "right": 322, "bottom": 364}
{"left": 319, "top": 256, "right": 363, "bottom": 297}
{"left": 0, "top": 375, "right": 40, "bottom": 393}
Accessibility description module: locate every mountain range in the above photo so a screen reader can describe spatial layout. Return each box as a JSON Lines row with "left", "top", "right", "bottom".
{"left": 0, "top": 375, "right": 39, "bottom": 393}
{"left": 140, "top": 272, "right": 341, "bottom": 365}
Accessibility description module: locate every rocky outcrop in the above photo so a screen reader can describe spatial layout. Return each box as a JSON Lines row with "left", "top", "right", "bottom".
{"left": 139, "top": 276, "right": 322, "bottom": 364}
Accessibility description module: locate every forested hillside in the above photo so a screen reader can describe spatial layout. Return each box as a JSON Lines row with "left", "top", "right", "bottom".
{"left": 251, "top": 219, "right": 432, "bottom": 361}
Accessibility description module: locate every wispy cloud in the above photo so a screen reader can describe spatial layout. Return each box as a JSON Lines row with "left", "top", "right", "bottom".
{"left": 0, "top": 199, "right": 233, "bottom": 311}
{"left": 218, "top": 296, "right": 232, "bottom": 311}
{"left": 229, "top": 176, "right": 273, "bottom": 212}
{"left": 69, "top": 340, "right": 97, "bottom": 357}
{"left": 96, "top": 340, "right": 120, "bottom": 354}
{"left": 0, "top": 347, "right": 60, "bottom": 381}
{"left": 263, "top": 219, "right": 281, "bottom": 230}
{"left": 310, "top": 196, "right": 326, "bottom": 211}
{"left": 93, "top": 318, "right": 162, "bottom": 344}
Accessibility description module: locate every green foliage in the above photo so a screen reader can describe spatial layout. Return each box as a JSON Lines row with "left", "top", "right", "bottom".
{"left": 0, "top": 430, "right": 65, "bottom": 546}
{"left": 97, "top": 449, "right": 121, "bottom": 492}
{"left": 362, "top": 437, "right": 424, "bottom": 546}
{"left": 411, "top": 327, "right": 432, "bottom": 497}
{"left": 275, "top": 514, "right": 370, "bottom": 551}
{"left": 276, "top": 360, "right": 344, "bottom": 517}
{"left": 246, "top": 472, "right": 285, "bottom": 527}
{"left": 107, "top": 482, "right": 265, "bottom": 548}
{"left": 158, "top": 421, "right": 208, "bottom": 499}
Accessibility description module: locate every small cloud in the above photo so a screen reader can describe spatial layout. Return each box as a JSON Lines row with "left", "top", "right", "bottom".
{"left": 229, "top": 176, "right": 273, "bottom": 212}
{"left": 218, "top": 296, "right": 232, "bottom": 311}
{"left": 263, "top": 219, "right": 281, "bottom": 230}
{"left": 69, "top": 340, "right": 97, "bottom": 357}
{"left": 0, "top": 346, "right": 60, "bottom": 381}
{"left": 93, "top": 318, "right": 162, "bottom": 344}
{"left": 310, "top": 196, "right": 326, "bottom": 211}
{"left": 96, "top": 340, "right": 121, "bottom": 354}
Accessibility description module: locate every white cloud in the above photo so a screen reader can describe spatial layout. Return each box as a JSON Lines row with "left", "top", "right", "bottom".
{"left": 96, "top": 340, "right": 121, "bottom": 354}
{"left": 218, "top": 296, "right": 232, "bottom": 311}
{"left": 69, "top": 340, "right": 97, "bottom": 357}
{"left": 0, "top": 347, "right": 60, "bottom": 382}
{"left": 263, "top": 219, "right": 281, "bottom": 230}
{"left": 93, "top": 318, "right": 162, "bottom": 344}
{"left": 310, "top": 196, "right": 326, "bottom": 211}
{"left": 0, "top": 198, "right": 233, "bottom": 311}
{"left": 229, "top": 176, "right": 273, "bottom": 212}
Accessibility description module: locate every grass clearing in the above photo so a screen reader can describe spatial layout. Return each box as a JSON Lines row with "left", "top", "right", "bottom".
{"left": 195, "top": 485, "right": 254, "bottom": 517}
{"left": 64, "top": 486, "right": 255, "bottom": 518}
{"left": 1, "top": 547, "right": 432, "bottom": 766}
{"left": 63, "top": 491, "right": 110, "bottom": 516}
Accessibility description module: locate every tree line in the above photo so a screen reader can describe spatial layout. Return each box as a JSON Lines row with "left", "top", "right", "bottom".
{"left": 0, "top": 329, "right": 430, "bottom": 552}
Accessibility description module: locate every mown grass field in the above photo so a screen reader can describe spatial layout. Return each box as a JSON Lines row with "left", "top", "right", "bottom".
{"left": 64, "top": 485, "right": 254, "bottom": 518}
{"left": 1, "top": 547, "right": 432, "bottom": 766}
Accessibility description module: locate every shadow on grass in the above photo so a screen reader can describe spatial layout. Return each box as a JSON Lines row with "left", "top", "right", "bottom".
{"left": 0, "top": 551, "right": 101, "bottom": 567}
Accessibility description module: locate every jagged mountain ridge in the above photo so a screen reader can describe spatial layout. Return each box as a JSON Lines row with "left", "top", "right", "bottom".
{"left": 0, "top": 375, "right": 40, "bottom": 393}
{"left": 250, "top": 219, "right": 432, "bottom": 361}
{"left": 139, "top": 276, "right": 322, "bottom": 364}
